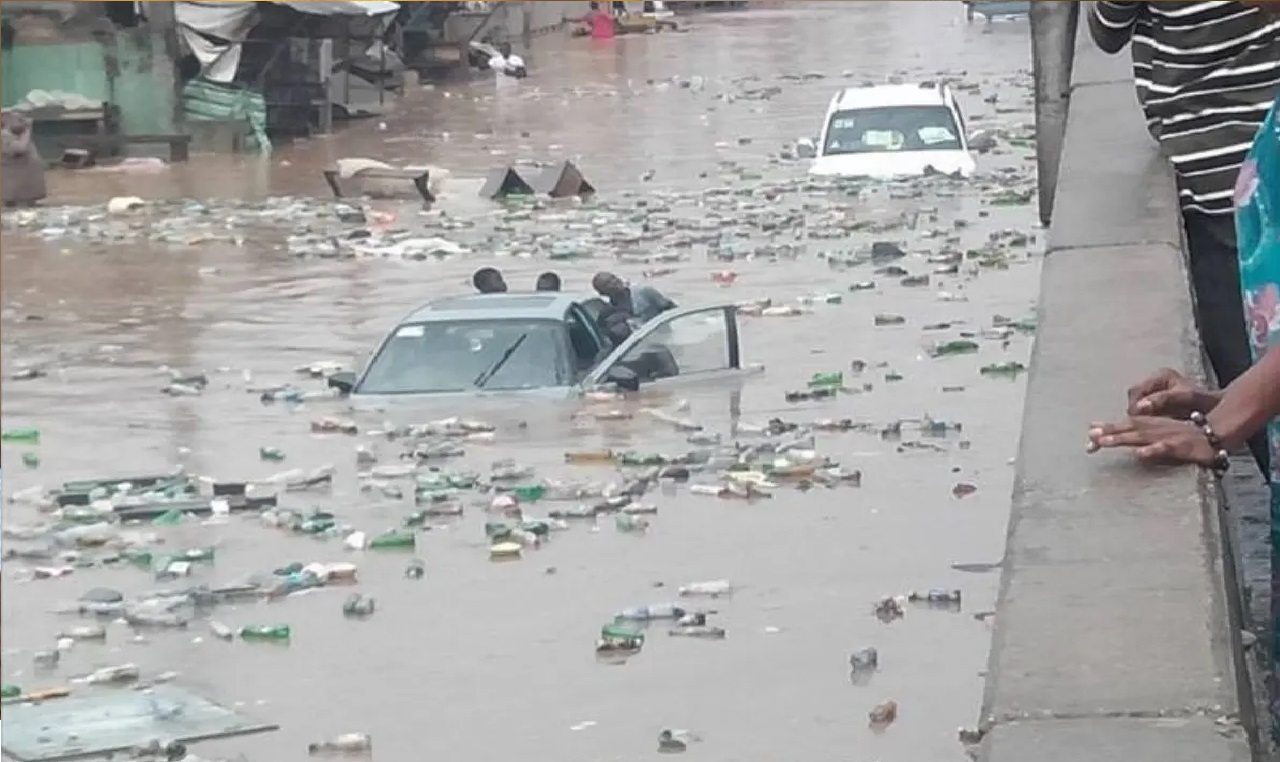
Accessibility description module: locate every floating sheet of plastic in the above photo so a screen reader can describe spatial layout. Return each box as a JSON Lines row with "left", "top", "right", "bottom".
{"left": 2, "top": 686, "right": 277, "bottom": 762}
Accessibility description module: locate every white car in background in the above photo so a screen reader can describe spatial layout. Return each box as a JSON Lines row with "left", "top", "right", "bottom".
{"left": 806, "top": 83, "right": 978, "bottom": 179}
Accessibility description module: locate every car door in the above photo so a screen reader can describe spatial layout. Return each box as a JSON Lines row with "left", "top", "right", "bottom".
{"left": 564, "top": 303, "right": 609, "bottom": 375}
{"left": 584, "top": 304, "right": 741, "bottom": 389}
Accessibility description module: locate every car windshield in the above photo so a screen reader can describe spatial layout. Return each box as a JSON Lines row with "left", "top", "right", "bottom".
{"left": 823, "top": 105, "right": 961, "bottom": 156}
{"left": 356, "top": 319, "right": 570, "bottom": 395}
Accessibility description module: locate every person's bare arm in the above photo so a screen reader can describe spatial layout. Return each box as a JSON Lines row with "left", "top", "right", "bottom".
{"left": 1089, "top": 1, "right": 1142, "bottom": 55}
{"left": 1207, "top": 345, "right": 1280, "bottom": 450}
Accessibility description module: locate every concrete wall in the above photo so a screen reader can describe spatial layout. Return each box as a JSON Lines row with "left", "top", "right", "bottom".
{"left": 0, "top": 33, "right": 175, "bottom": 135}
{"left": 443, "top": 2, "right": 579, "bottom": 44}
{"left": 977, "top": 24, "right": 1265, "bottom": 762}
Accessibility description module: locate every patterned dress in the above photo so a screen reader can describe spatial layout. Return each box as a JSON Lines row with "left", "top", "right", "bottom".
{"left": 1234, "top": 90, "right": 1280, "bottom": 726}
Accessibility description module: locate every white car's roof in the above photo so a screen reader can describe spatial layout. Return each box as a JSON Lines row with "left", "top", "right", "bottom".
{"left": 829, "top": 84, "right": 950, "bottom": 112}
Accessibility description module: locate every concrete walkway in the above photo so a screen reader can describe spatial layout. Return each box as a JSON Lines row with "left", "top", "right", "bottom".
{"left": 978, "top": 28, "right": 1260, "bottom": 762}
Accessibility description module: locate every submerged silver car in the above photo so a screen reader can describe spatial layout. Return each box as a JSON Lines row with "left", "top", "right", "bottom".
{"left": 328, "top": 293, "right": 746, "bottom": 401}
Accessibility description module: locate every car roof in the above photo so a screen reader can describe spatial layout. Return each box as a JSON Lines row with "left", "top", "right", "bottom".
{"left": 828, "top": 83, "right": 952, "bottom": 111}
{"left": 399, "top": 292, "right": 598, "bottom": 325}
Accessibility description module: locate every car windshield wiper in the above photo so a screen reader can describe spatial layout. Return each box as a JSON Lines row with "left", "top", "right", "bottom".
{"left": 472, "top": 333, "right": 528, "bottom": 389}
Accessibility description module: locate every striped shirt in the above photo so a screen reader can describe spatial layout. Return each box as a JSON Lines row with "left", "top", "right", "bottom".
{"left": 1090, "top": 1, "right": 1280, "bottom": 215}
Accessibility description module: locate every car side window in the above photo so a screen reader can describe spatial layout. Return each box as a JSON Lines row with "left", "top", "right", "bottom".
{"left": 565, "top": 305, "right": 605, "bottom": 372}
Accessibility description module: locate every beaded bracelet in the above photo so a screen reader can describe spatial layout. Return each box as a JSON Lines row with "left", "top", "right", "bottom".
{"left": 1189, "top": 411, "right": 1231, "bottom": 477}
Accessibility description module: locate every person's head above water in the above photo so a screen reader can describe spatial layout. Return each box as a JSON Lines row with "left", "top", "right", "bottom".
{"left": 536, "top": 272, "right": 562, "bottom": 292}
{"left": 498, "top": 42, "right": 513, "bottom": 58}
{"left": 589, "top": 0, "right": 600, "bottom": 9}
{"left": 473, "top": 267, "right": 507, "bottom": 294}
{"left": 592, "top": 271, "right": 627, "bottom": 299}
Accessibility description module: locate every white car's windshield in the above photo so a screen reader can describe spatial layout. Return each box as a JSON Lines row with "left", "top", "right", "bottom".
{"left": 357, "top": 319, "right": 570, "bottom": 395}
{"left": 823, "top": 105, "right": 961, "bottom": 156}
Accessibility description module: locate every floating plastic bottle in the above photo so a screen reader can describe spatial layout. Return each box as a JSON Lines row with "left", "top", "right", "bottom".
{"left": 564, "top": 450, "right": 614, "bottom": 464}
{"left": 489, "top": 541, "right": 522, "bottom": 560}
{"left": 808, "top": 372, "right": 843, "bottom": 389}
{"left": 342, "top": 593, "right": 376, "bottom": 618}
{"left": 1, "top": 427, "right": 40, "bottom": 443}
{"left": 615, "top": 514, "right": 650, "bottom": 533}
{"left": 597, "top": 623, "right": 645, "bottom": 653}
{"left": 58, "top": 624, "right": 107, "bottom": 641}
{"left": 240, "top": 624, "right": 291, "bottom": 642}
{"left": 929, "top": 340, "right": 980, "bottom": 357}
{"left": 667, "top": 625, "right": 726, "bottom": 639}
{"left": 174, "top": 547, "right": 216, "bottom": 562}
{"left": 368, "top": 530, "right": 416, "bottom": 550}
{"left": 849, "top": 647, "right": 879, "bottom": 672}
{"left": 908, "top": 589, "right": 962, "bottom": 606}
{"left": 511, "top": 484, "right": 546, "bottom": 502}
{"left": 676, "top": 612, "right": 707, "bottom": 627}
{"left": 150, "top": 508, "right": 184, "bottom": 526}
{"left": 259, "top": 446, "right": 286, "bottom": 462}
{"left": 979, "top": 362, "right": 1027, "bottom": 377}
{"left": 678, "top": 579, "right": 732, "bottom": 598}
{"left": 85, "top": 663, "right": 140, "bottom": 685}
{"left": 208, "top": 621, "right": 235, "bottom": 640}
{"left": 308, "top": 732, "right": 372, "bottom": 755}
{"left": 615, "top": 603, "right": 686, "bottom": 621}
{"left": 785, "top": 387, "right": 838, "bottom": 403}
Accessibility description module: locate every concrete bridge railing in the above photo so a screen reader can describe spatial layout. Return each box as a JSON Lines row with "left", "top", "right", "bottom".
{"left": 979, "top": 11, "right": 1265, "bottom": 762}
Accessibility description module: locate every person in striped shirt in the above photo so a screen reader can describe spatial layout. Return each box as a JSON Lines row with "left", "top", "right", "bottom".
{"left": 1089, "top": 0, "right": 1280, "bottom": 476}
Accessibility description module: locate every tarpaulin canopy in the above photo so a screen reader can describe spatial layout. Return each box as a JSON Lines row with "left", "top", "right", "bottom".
{"left": 175, "top": 1, "right": 399, "bottom": 83}
{"left": 275, "top": 2, "right": 399, "bottom": 16}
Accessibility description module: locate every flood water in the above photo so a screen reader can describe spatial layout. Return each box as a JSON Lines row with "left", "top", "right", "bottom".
{"left": 1, "top": 4, "right": 1042, "bottom": 760}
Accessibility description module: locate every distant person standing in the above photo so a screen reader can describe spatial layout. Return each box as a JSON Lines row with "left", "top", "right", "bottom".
{"left": 592, "top": 271, "right": 676, "bottom": 324}
{"left": 1089, "top": 3, "right": 1280, "bottom": 391}
{"left": 1, "top": 111, "right": 46, "bottom": 208}
{"left": 473, "top": 267, "right": 508, "bottom": 294}
{"left": 535, "top": 272, "right": 562, "bottom": 292}
{"left": 576, "top": 1, "right": 616, "bottom": 39}
{"left": 1089, "top": 1, "right": 1280, "bottom": 475}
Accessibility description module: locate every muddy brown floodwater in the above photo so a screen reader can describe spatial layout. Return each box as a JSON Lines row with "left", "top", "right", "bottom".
{"left": 2, "top": 3, "right": 1042, "bottom": 760}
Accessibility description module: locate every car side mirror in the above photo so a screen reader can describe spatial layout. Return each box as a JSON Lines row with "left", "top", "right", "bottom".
{"left": 327, "top": 371, "right": 357, "bottom": 395}
{"left": 604, "top": 365, "right": 641, "bottom": 392}
{"left": 796, "top": 138, "right": 817, "bottom": 159}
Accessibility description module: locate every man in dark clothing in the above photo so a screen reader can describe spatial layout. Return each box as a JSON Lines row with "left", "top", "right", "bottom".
{"left": 1089, "top": 1, "right": 1280, "bottom": 474}
{"left": 592, "top": 271, "right": 676, "bottom": 325}
{"left": 535, "top": 272, "right": 561, "bottom": 292}
{"left": 472, "top": 267, "right": 507, "bottom": 294}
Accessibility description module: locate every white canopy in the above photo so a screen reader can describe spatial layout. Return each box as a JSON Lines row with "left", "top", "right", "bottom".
{"left": 175, "top": 1, "right": 399, "bottom": 83}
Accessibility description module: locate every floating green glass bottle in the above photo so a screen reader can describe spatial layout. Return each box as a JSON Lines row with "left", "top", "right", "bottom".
{"left": 240, "top": 625, "right": 291, "bottom": 642}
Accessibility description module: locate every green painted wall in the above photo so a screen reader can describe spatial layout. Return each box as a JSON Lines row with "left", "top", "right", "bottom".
{"left": 0, "top": 33, "right": 174, "bottom": 134}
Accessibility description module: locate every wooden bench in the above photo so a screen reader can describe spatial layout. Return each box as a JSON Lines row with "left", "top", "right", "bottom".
{"left": 323, "top": 167, "right": 435, "bottom": 203}
{"left": 59, "top": 133, "right": 193, "bottom": 167}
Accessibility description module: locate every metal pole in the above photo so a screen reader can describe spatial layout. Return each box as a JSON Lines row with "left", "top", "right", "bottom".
{"left": 1029, "top": 1, "right": 1079, "bottom": 227}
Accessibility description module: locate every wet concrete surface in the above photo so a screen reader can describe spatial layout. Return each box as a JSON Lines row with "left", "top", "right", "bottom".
{"left": 1, "top": 4, "right": 1042, "bottom": 760}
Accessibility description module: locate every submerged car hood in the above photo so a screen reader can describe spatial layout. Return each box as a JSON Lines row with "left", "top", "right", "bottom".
{"left": 349, "top": 384, "right": 577, "bottom": 410}
{"left": 808, "top": 150, "right": 975, "bottom": 179}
